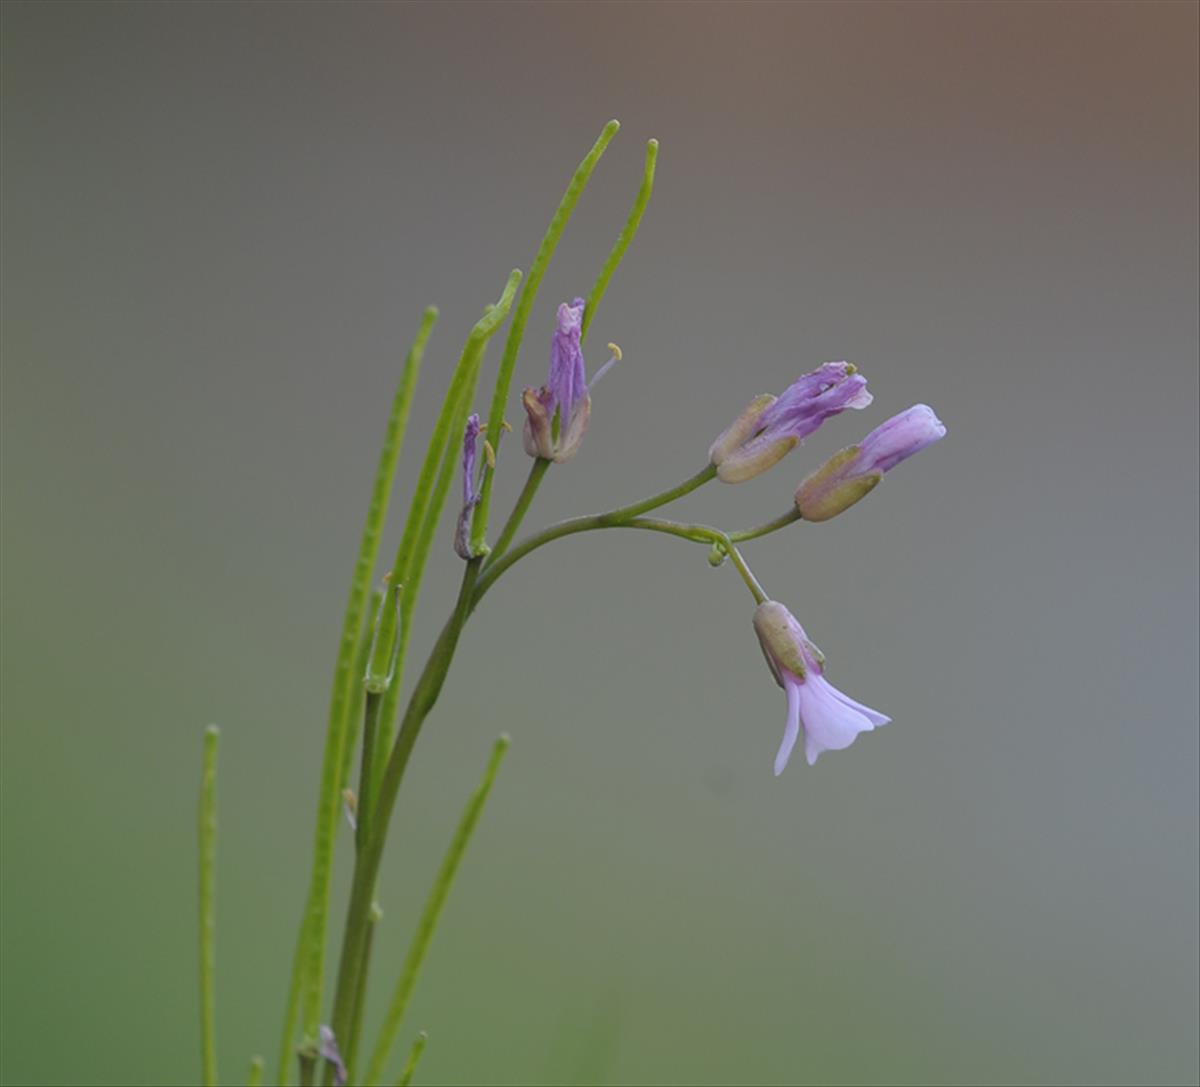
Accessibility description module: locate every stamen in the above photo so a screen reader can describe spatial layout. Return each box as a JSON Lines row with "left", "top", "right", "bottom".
{"left": 588, "top": 341, "right": 623, "bottom": 390}
{"left": 483, "top": 439, "right": 497, "bottom": 469}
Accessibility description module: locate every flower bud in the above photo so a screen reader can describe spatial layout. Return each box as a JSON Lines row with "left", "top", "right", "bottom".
{"left": 709, "top": 363, "right": 873, "bottom": 483}
{"left": 796, "top": 404, "right": 945, "bottom": 521}
{"left": 454, "top": 414, "right": 486, "bottom": 558}
{"left": 708, "top": 393, "right": 776, "bottom": 466}
{"left": 521, "top": 299, "right": 616, "bottom": 464}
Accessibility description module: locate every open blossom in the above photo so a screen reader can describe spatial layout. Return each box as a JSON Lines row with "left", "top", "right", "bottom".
{"left": 709, "top": 362, "right": 873, "bottom": 483}
{"left": 522, "top": 298, "right": 620, "bottom": 463}
{"left": 796, "top": 404, "right": 946, "bottom": 521}
{"left": 453, "top": 413, "right": 482, "bottom": 559}
{"left": 753, "top": 600, "right": 890, "bottom": 774}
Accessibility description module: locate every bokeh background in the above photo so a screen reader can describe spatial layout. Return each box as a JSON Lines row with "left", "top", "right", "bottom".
{"left": 2, "top": 3, "right": 1197, "bottom": 1084}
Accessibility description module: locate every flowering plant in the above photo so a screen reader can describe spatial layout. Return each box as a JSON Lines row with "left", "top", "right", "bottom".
{"left": 196, "top": 120, "right": 944, "bottom": 1087}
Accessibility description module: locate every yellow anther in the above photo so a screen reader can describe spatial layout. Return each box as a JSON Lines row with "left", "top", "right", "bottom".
{"left": 607, "top": 342, "right": 623, "bottom": 361}
{"left": 500, "top": 420, "right": 513, "bottom": 433}
{"left": 483, "top": 439, "right": 496, "bottom": 469}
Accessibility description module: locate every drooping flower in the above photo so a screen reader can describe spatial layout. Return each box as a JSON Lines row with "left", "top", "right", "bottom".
{"left": 796, "top": 404, "right": 946, "bottom": 521}
{"left": 453, "top": 413, "right": 482, "bottom": 559}
{"left": 709, "top": 363, "right": 873, "bottom": 483}
{"left": 318, "top": 1025, "right": 347, "bottom": 1087}
{"left": 752, "top": 600, "right": 890, "bottom": 774}
{"left": 523, "top": 298, "right": 621, "bottom": 463}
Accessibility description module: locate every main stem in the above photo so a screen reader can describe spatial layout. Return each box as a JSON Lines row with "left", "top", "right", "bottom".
{"left": 326, "top": 465, "right": 728, "bottom": 1081}
{"left": 325, "top": 560, "right": 481, "bottom": 1082}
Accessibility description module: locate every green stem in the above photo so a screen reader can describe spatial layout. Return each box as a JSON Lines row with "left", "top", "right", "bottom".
{"left": 474, "top": 464, "right": 716, "bottom": 604}
{"left": 280, "top": 307, "right": 437, "bottom": 1083}
{"left": 471, "top": 121, "right": 621, "bottom": 553}
{"left": 721, "top": 540, "right": 768, "bottom": 603}
{"left": 344, "top": 902, "right": 382, "bottom": 1082}
{"left": 591, "top": 515, "right": 770, "bottom": 602}
{"left": 326, "top": 561, "right": 483, "bottom": 1084}
{"left": 474, "top": 135, "right": 658, "bottom": 562}
{"left": 396, "top": 1033, "right": 429, "bottom": 1087}
{"left": 484, "top": 457, "right": 550, "bottom": 566}
{"left": 364, "top": 736, "right": 510, "bottom": 1086}
{"left": 374, "top": 272, "right": 521, "bottom": 800}
{"left": 356, "top": 692, "right": 383, "bottom": 854}
{"left": 339, "top": 588, "right": 383, "bottom": 794}
{"left": 247, "top": 1056, "right": 265, "bottom": 1087}
{"left": 581, "top": 138, "right": 658, "bottom": 343}
{"left": 278, "top": 919, "right": 310, "bottom": 1087}
{"left": 728, "top": 506, "right": 803, "bottom": 543}
{"left": 198, "top": 726, "right": 220, "bottom": 1087}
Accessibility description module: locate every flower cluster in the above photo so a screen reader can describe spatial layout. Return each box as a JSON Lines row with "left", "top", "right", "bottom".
{"left": 707, "top": 366, "right": 945, "bottom": 772}
{"left": 461, "top": 301, "right": 945, "bottom": 775}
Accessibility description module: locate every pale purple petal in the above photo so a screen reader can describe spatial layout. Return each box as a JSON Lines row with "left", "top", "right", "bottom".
{"left": 460, "top": 413, "right": 481, "bottom": 507}
{"left": 454, "top": 414, "right": 484, "bottom": 558}
{"left": 548, "top": 298, "right": 587, "bottom": 421}
{"left": 757, "top": 363, "right": 873, "bottom": 443}
{"left": 858, "top": 404, "right": 946, "bottom": 474}
{"left": 826, "top": 685, "right": 892, "bottom": 729}
{"left": 774, "top": 674, "right": 803, "bottom": 776}
{"left": 797, "top": 674, "right": 882, "bottom": 765}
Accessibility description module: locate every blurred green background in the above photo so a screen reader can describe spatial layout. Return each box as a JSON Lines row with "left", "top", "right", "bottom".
{"left": 2, "top": 3, "right": 1197, "bottom": 1084}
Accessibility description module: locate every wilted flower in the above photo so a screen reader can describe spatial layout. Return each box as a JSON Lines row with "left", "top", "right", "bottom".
{"left": 453, "top": 413, "right": 483, "bottom": 559}
{"left": 318, "top": 1025, "right": 347, "bottom": 1087}
{"left": 709, "top": 363, "right": 873, "bottom": 483}
{"left": 523, "top": 298, "right": 621, "bottom": 463}
{"left": 796, "top": 404, "right": 946, "bottom": 521}
{"left": 753, "top": 600, "right": 890, "bottom": 774}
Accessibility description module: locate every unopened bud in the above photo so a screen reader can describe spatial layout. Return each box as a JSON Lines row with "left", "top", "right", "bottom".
{"left": 796, "top": 405, "right": 945, "bottom": 522}
{"left": 795, "top": 446, "right": 882, "bottom": 522}
{"left": 708, "top": 393, "right": 776, "bottom": 466}
{"left": 716, "top": 434, "right": 798, "bottom": 483}
{"left": 709, "top": 363, "right": 873, "bottom": 483}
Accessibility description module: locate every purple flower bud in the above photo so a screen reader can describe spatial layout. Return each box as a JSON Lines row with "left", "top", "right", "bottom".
{"left": 752, "top": 601, "right": 890, "bottom": 774}
{"left": 318, "top": 1025, "right": 347, "bottom": 1087}
{"left": 855, "top": 403, "right": 946, "bottom": 474}
{"left": 549, "top": 298, "right": 587, "bottom": 424}
{"left": 521, "top": 299, "right": 620, "bottom": 464}
{"left": 796, "top": 404, "right": 946, "bottom": 522}
{"left": 454, "top": 413, "right": 482, "bottom": 559}
{"left": 710, "top": 363, "right": 873, "bottom": 483}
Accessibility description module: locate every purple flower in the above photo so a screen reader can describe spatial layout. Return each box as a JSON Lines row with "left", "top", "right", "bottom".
{"left": 318, "top": 1025, "right": 347, "bottom": 1087}
{"left": 523, "top": 298, "right": 621, "bottom": 463}
{"left": 796, "top": 404, "right": 946, "bottom": 521}
{"left": 753, "top": 600, "right": 890, "bottom": 774}
{"left": 453, "top": 413, "right": 482, "bottom": 559}
{"left": 709, "top": 363, "right": 874, "bottom": 483}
